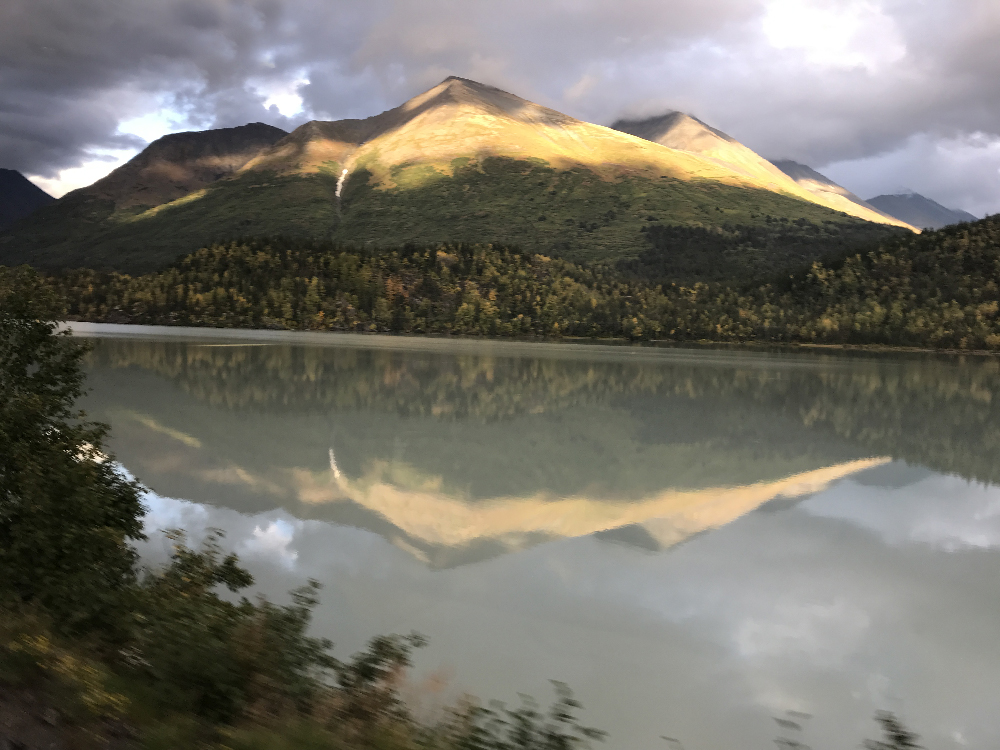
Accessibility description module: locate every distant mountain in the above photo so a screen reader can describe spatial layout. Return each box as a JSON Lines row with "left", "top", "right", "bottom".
{"left": 0, "top": 169, "right": 55, "bottom": 230}
{"left": 866, "top": 192, "right": 978, "bottom": 230}
{"left": 1, "top": 78, "right": 910, "bottom": 274}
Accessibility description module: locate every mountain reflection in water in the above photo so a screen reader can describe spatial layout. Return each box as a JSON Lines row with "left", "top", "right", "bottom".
{"left": 74, "top": 325, "right": 1000, "bottom": 750}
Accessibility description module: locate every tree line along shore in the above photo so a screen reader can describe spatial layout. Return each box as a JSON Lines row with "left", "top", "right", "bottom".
{"left": 22, "top": 213, "right": 1000, "bottom": 352}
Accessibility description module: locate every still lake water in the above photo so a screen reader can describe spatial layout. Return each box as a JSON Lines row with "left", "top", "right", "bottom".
{"left": 73, "top": 323, "right": 1000, "bottom": 750}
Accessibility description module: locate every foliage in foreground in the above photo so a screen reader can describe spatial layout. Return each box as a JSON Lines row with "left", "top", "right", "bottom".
{"left": 0, "top": 266, "right": 144, "bottom": 637}
{"left": 864, "top": 710, "right": 924, "bottom": 750}
{"left": 1, "top": 531, "right": 605, "bottom": 750}
{"left": 47, "top": 213, "right": 1000, "bottom": 349}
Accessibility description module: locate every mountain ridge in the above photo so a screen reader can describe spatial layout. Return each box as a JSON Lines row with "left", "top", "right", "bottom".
{"left": 1, "top": 77, "right": 912, "bottom": 274}
{"left": 612, "top": 112, "right": 798, "bottom": 189}
{"left": 867, "top": 192, "right": 978, "bottom": 230}
{"left": 612, "top": 117, "right": 912, "bottom": 228}
{"left": 769, "top": 160, "right": 894, "bottom": 218}
{"left": 241, "top": 77, "right": 776, "bottom": 186}
{"left": 74, "top": 122, "right": 288, "bottom": 210}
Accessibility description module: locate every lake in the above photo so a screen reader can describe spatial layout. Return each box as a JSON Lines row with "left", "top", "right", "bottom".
{"left": 73, "top": 323, "right": 1000, "bottom": 750}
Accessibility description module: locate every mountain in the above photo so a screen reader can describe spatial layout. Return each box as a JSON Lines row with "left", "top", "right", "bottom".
{"left": 1, "top": 78, "right": 911, "bottom": 274}
{"left": 613, "top": 118, "right": 911, "bottom": 228}
{"left": 611, "top": 112, "right": 798, "bottom": 187}
{"left": 75, "top": 122, "right": 288, "bottom": 210}
{"left": 768, "top": 160, "right": 898, "bottom": 220}
{"left": 866, "top": 192, "right": 978, "bottom": 230}
{"left": 0, "top": 168, "right": 55, "bottom": 230}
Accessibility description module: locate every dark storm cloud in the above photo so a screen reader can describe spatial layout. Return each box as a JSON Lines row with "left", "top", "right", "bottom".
{"left": 0, "top": 0, "right": 336, "bottom": 176}
{"left": 2, "top": 0, "right": 999, "bottom": 210}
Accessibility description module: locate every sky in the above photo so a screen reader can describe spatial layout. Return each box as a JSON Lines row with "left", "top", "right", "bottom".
{"left": 2, "top": 0, "right": 999, "bottom": 216}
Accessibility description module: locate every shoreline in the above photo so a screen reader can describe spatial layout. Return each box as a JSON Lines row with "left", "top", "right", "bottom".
{"left": 61, "top": 320, "right": 1000, "bottom": 362}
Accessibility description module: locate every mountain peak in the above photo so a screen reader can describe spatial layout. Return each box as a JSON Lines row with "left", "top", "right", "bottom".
{"left": 394, "top": 76, "right": 577, "bottom": 129}
{"left": 612, "top": 111, "right": 739, "bottom": 151}
{"left": 612, "top": 112, "right": 808, "bottom": 192}
{"left": 242, "top": 77, "right": 611, "bottom": 180}
{"left": 614, "top": 117, "right": 914, "bottom": 229}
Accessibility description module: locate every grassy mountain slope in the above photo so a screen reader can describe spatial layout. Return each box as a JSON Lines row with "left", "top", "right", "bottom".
{"left": 1, "top": 155, "right": 904, "bottom": 278}
{"left": 2, "top": 78, "right": 909, "bottom": 276}
{"left": 0, "top": 123, "right": 289, "bottom": 270}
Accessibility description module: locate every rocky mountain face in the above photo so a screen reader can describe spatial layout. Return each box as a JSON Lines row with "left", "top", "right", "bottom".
{"left": 0, "top": 78, "right": 911, "bottom": 274}
{"left": 0, "top": 169, "right": 54, "bottom": 230}
{"left": 867, "top": 192, "right": 978, "bottom": 230}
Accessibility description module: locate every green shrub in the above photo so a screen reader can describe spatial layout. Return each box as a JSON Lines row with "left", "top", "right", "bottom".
{"left": 0, "top": 266, "right": 145, "bottom": 637}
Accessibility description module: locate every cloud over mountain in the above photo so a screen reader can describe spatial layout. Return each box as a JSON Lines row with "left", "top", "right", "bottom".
{"left": 2, "top": 0, "right": 999, "bottom": 211}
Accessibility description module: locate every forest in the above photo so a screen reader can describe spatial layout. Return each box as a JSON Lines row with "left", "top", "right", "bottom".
{"left": 44, "top": 213, "right": 1000, "bottom": 350}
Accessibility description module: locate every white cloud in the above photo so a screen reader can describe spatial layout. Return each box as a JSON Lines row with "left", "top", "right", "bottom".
{"left": 25, "top": 149, "right": 136, "bottom": 197}
{"left": 240, "top": 519, "right": 301, "bottom": 568}
{"left": 761, "top": 0, "right": 906, "bottom": 71}
{"left": 804, "top": 475, "right": 1000, "bottom": 551}
{"left": 117, "top": 109, "right": 189, "bottom": 143}
{"left": 251, "top": 71, "right": 311, "bottom": 118}
{"left": 140, "top": 490, "right": 210, "bottom": 538}
{"left": 735, "top": 598, "right": 871, "bottom": 665}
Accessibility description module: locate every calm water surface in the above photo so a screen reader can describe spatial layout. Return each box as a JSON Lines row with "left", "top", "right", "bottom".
{"left": 74, "top": 324, "right": 1000, "bottom": 750}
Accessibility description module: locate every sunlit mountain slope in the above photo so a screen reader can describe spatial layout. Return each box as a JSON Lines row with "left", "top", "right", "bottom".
{"left": 612, "top": 115, "right": 912, "bottom": 229}
{"left": 247, "top": 78, "right": 794, "bottom": 186}
{"left": 2, "top": 78, "right": 909, "bottom": 274}
{"left": 770, "top": 159, "right": 901, "bottom": 222}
